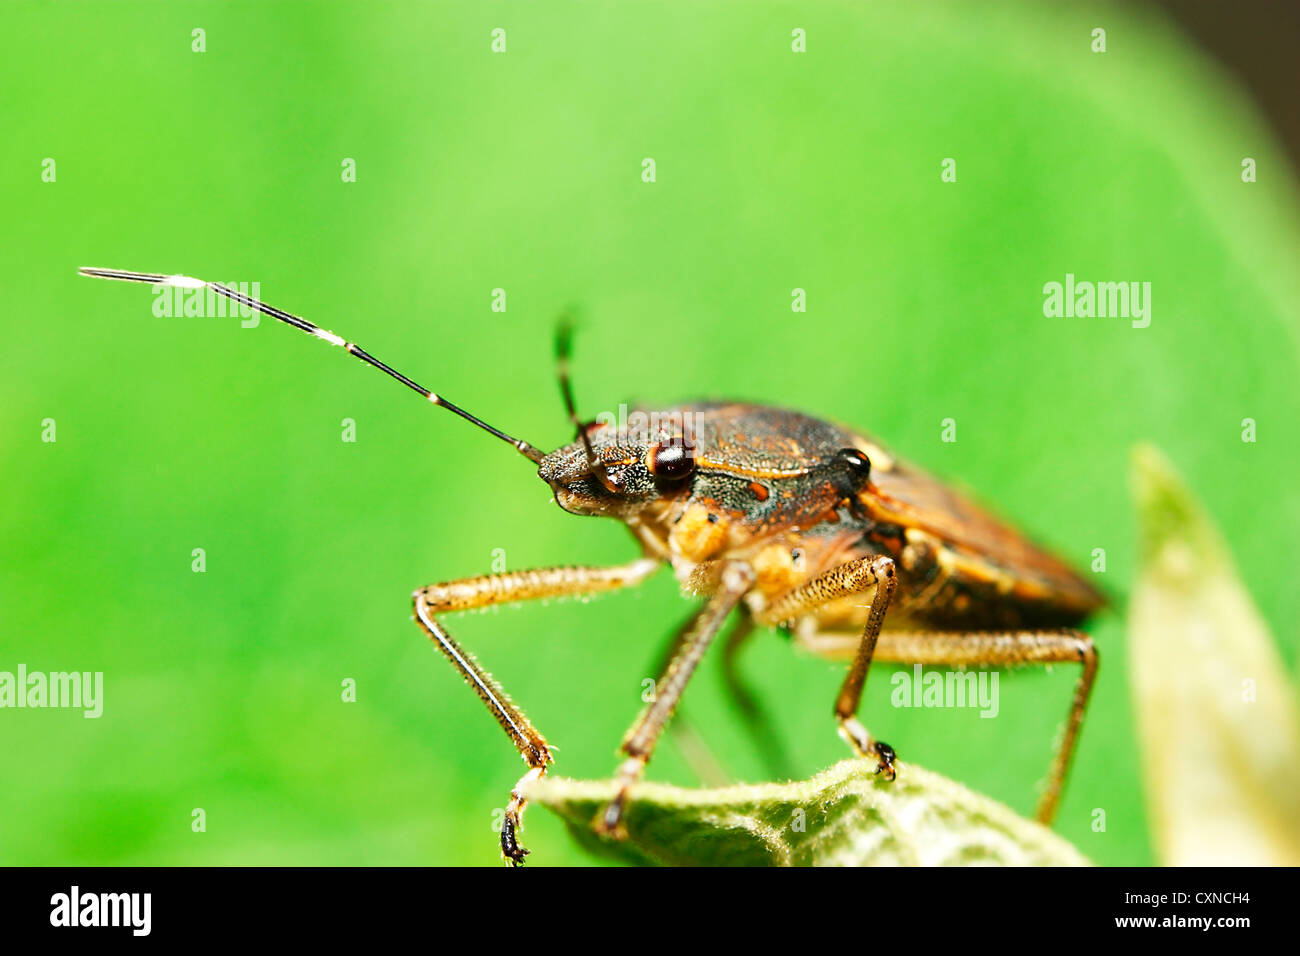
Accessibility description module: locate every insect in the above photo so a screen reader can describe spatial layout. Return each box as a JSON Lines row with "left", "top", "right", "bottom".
{"left": 81, "top": 266, "right": 1104, "bottom": 865}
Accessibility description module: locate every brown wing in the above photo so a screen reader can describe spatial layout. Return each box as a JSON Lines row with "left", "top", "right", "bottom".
{"left": 853, "top": 434, "right": 1104, "bottom": 617}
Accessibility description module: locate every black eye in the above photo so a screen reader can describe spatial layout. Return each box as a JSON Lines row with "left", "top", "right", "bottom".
{"left": 650, "top": 442, "right": 696, "bottom": 482}
{"left": 837, "top": 447, "right": 871, "bottom": 484}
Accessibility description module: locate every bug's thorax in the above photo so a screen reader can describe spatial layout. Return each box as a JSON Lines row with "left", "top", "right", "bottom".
{"left": 537, "top": 402, "right": 885, "bottom": 596}
{"left": 540, "top": 403, "right": 869, "bottom": 530}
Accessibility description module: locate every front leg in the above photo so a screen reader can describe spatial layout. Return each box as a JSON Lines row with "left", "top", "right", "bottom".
{"left": 595, "top": 562, "right": 755, "bottom": 838}
{"left": 412, "top": 558, "right": 660, "bottom": 864}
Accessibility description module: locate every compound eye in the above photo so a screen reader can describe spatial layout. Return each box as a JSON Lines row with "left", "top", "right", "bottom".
{"left": 649, "top": 441, "right": 696, "bottom": 482}
{"left": 837, "top": 447, "right": 872, "bottom": 484}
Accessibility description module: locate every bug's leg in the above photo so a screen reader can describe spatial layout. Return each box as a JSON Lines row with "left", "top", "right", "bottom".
{"left": 719, "top": 616, "right": 797, "bottom": 780}
{"left": 647, "top": 614, "right": 731, "bottom": 788}
{"left": 666, "top": 717, "right": 730, "bottom": 788}
{"left": 413, "top": 557, "right": 660, "bottom": 864}
{"left": 594, "top": 562, "right": 755, "bottom": 838}
{"left": 755, "top": 555, "right": 899, "bottom": 777}
{"left": 798, "top": 627, "right": 1099, "bottom": 824}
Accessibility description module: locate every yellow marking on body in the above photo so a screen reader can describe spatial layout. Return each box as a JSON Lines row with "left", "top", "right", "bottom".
{"left": 751, "top": 543, "right": 800, "bottom": 596}
{"left": 931, "top": 536, "right": 1055, "bottom": 601}
{"left": 900, "top": 529, "right": 949, "bottom": 609}
{"left": 694, "top": 456, "right": 810, "bottom": 480}
{"left": 669, "top": 504, "right": 730, "bottom": 563}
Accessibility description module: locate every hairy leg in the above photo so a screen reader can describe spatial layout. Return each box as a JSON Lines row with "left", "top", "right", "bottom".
{"left": 756, "top": 555, "right": 899, "bottom": 777}
{"left": 797, "top": 626, "right": 1098, "bottom": 823}
{"left": 595, "top": 562, "right": 755, "bottom": 836}
{"left": 412, "top": 558, "right": 660, "bottom": 863}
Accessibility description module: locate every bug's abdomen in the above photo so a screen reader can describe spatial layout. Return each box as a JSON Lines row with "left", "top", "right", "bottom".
{"left": 899, "top": 527, "right": 1101, "bottom": 630}
{"left": 802, "top": 528, "right": 1100, "bottom": 633}
{"left": 889, "top": 557, "right": 1096, "bottom": 631}
{"left": 850, "top": 449, "right": 1106, "bottom": 629}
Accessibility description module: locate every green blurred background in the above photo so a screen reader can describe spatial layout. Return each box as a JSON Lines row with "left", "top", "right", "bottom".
{"left": 2, "top": 1, "right": 1298, "bottom": 866}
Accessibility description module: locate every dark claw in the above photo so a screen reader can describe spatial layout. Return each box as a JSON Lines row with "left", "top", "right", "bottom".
{"left": 602, "top": 796, "right": 624, "bottom": 832}
{"left": 872, "top": 741, "right": 897, "bottom": 781}
{"left": 501, "top": 815, "right": 530, "bottom": 867}
{"left": 593, "top": 793, "right": 628, "bottom": 839}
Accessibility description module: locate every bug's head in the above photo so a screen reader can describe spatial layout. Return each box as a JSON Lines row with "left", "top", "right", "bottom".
{"left": 539, "top": 418, "right": 696, "bottom": 517}
{"left": 538, "top": 320, "right": 697, "bottom": 517}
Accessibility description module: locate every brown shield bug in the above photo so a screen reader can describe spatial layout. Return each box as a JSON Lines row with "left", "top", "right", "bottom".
{"left": 80, "top": 267, "right": 1104, "bottom": 865}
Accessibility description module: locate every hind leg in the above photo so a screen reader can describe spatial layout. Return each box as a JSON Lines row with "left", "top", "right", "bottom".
{"left": 797, "top": 627, "right": 1099, "bottom": 823}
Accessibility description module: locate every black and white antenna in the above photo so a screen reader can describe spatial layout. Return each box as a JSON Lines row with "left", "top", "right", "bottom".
{"left": 79, "top": 268, "right": 545, "bottom": 463}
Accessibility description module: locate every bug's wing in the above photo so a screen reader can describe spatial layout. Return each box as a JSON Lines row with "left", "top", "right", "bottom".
{"left": 860, "top": 446, "right": 1105, "bottom": 617}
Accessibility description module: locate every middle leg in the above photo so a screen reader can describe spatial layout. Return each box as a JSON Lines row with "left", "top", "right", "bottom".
{"left": 754, "top": 554, "right": 899, "bottom": 777}
{"left": 594, "top": 562, "right": 755, "bottom": 836}
{"left": 720, "top": 615, "right": 797, "bottom": 780}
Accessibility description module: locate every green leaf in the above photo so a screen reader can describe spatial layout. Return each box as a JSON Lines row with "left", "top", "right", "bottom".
{"left": 526, "top": 759, "right": 1090, "bottom": 866}
{"left": 1129, "top": 445, "right": 1300, "bottom": 865}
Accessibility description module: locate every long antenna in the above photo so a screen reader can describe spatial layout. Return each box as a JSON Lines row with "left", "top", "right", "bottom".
{"left": 79, "top": 268, "right": 545, "bottom": 464}
{"left": 554, "top": 318, "right": 613, "bottom": 490}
